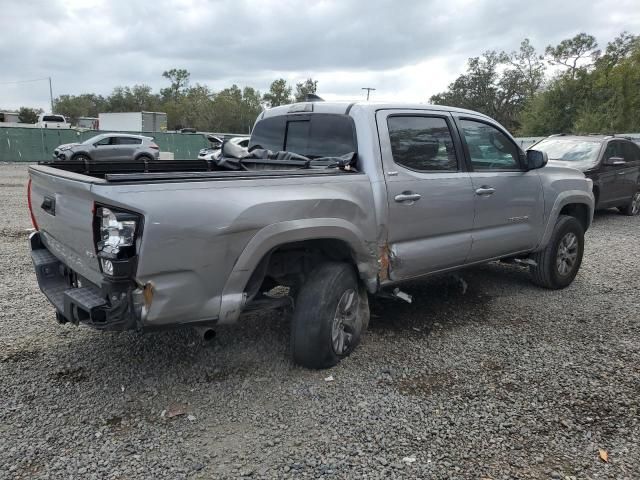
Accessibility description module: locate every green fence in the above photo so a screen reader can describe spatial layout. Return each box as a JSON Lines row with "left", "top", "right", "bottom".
{"left": 0, "top": 127, "right": 213, "bottom": 162}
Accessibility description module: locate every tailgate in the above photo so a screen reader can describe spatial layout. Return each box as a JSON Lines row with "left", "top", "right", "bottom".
{"left": 29, "top": 167, "right": 102, "bottom": 285}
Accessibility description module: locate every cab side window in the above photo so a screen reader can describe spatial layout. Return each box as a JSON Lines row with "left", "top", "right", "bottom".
{"left": 387, "top": 116, "right": 458, "bottom": 172}
{"left": 95, "top": 137, "right": 112, "bottom": 146}
{"left": 459, "top": 119, "right": 520, "bottom": 171}
{"left": 604, "top": 141, "right": 622, "bottom": 160}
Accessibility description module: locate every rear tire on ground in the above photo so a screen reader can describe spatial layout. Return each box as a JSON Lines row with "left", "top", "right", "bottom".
{"left": 529, "top": 215, "right": 585, "bottom": 289}
{"left": 291, "top": 262, "right": 369, "bottom": 369}
{"left": 618, "top": 190, "right": 640, "bottom": 216}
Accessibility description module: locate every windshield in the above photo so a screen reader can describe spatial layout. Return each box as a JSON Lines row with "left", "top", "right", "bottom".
{"left": 249, "top": 113, "right": 356, "bottom": 158}
{"left": 534, "top": 138, "right": 601, "bottom": 164}
{"left": 82, "top": 135, "right": 106, "bottom": 145}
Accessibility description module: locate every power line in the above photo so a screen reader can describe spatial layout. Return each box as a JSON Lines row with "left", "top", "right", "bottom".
{"left": 0, "top": 76, "right": 54, "bottom": 113}
{"left": 0, "top": 77, "right": 51, "bottom": 86}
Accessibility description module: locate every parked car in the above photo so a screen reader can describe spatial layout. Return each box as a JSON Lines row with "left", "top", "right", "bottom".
{"left": 53, "top": 133, "right": 160, "bottom": 162}
{"left": 37, "top": 114, "right": 70, "bottom": 129}
{"left": 198, "top": 136, "right": 249, "bottom": 161}
{"left": 532, "top": 134, "right": 640, "bottom": 215}
{"left": 28, "top": 102, "right": 594, "bottom": 368}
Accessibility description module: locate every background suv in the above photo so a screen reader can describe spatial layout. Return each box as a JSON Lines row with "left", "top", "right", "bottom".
{"left": 533, "top": 135, "right": 640, "bottom": 215}
{"left": 53, "top": 134, "right": 160, "bottom": 162}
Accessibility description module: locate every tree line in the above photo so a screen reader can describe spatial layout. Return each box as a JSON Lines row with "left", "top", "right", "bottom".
{"left": 5, "top": 74, "right": 317, "bottom": 133}
{"left": 430, "top": 31, "right": 640, "bottom": 136}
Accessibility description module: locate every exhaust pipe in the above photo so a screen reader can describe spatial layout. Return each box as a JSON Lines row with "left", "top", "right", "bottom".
{"left": 195, "top": 327, "right": 216, "bottom": 342}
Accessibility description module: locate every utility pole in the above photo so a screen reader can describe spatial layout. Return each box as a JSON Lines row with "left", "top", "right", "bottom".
{"left": 361, "top": 87, "right": 376, "bottom": 101}
{"left": 48, "top": 77, "right": 54, "bottom": 113}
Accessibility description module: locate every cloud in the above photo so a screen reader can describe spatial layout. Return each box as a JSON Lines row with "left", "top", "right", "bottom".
{"left": 1, "top": 0, "right": 639, "bottom": 110}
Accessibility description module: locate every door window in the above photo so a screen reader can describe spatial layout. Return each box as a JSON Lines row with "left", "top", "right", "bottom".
{"left": 387, "top": 116, "right": 458, "bottom": 172}
{"left": 459, "top": 119, "right": 520, "bottom": 170}
{"left": 604, "top": 141, "right": 623, "bottom": 160}
{"left": 95, "top": 137, "right": 112, "bottom": 146}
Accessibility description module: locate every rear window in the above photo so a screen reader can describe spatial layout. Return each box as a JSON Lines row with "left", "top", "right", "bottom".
{"left": 249, "top": 114, "right": 356, "bottom": 158}
{"left": 42, "top": 115, "right": 65, "bottom": 122}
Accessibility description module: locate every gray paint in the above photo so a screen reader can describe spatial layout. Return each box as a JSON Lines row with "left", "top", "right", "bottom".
{"left": 29, "top": 101, "right": 595, "bottom": 328}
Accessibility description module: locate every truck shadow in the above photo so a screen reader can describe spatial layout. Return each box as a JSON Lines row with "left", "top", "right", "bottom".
{"left": 369, "top": 261, "right": 534, "bottom": 334}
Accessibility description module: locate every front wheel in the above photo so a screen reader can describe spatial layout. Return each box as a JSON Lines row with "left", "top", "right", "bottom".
{"left": 529, "top": 215, "right": 585, "bottom": 289}
{"left": 291, "top": 262, "right": 369, "bottom": 369}
{"left": 619, "top": 190, "right": 640, "bottom": 216}
{"left": 72, "top": 153, "right": 91, "bottom": 162}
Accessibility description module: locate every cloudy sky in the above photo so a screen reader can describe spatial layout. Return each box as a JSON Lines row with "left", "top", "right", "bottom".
{"left": 1, "top": 0, "right": 639, "bottom": 111}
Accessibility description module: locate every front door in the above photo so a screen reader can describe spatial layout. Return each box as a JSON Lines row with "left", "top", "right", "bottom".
{"left": 455, "top": 116, "right": 544, "bottom": 262}
{"left": 376, "top": 110, "right": 475, "bottom": 280}
{"left": 620, "top": 142, "right": 640, "bottom": 201}
{"left": 92, "top": 136, "right": 116, "bottom": 160}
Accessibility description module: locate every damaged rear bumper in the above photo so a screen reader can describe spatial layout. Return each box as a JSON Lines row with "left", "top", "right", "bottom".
{"left": 30, "top": 231, "right": 142, "bottom": 331}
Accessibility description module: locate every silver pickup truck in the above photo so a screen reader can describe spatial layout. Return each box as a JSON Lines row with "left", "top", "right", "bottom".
{"left": 28, "top": 101, "right": 594, "bottom": 368}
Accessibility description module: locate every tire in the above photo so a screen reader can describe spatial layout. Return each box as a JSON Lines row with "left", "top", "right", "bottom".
{"left": 71, "top": 153, "right": 91, "bottom": 162}
{"left": 291, "top": 262, "right": 369, "bottom": 369}
{"left": 618, "top": 189, "right": 640, "bottom": 216}
{"left": 136, "top": 155, "right": 153, "bottom": 162}
{"left": 529, "top": 215, "right": 585, "bottom": 289}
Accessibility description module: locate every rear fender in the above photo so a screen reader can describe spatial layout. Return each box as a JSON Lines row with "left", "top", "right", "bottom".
{"left": 218, "top": 218, "right": 377, "bottom": 324}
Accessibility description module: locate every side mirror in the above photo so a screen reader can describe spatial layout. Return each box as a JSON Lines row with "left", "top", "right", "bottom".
{"left": 604, "top": 156, "right": 626, "bottom": 166}
{"left": 526, "top": 149, "right": 548, "bottom": 170}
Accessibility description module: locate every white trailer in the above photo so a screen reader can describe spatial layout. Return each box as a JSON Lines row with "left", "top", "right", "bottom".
{"left": 98, "top": 111, "right": 167, "bottom": 132}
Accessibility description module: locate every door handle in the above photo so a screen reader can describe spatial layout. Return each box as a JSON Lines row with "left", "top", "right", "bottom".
{"left": 394, "top": 192, "right": 421, "bottom": 203}
{"left": 475, "top": 186, "right": 496, "bottom": 196}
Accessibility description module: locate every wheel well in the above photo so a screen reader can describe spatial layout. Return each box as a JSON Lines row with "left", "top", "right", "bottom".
{"left": 244, "top": 239, "right": 357, "bottom": 301}
{"left": 559, "top": 203, "right": 590, "bottom": 231}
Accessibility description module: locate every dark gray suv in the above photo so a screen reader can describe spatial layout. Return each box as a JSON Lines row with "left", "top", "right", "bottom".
{"left": 53, "top": 134, "right": 160, "bottom": 162}
{"left": 533, "top": 135, "right": 640, "bottom": 215}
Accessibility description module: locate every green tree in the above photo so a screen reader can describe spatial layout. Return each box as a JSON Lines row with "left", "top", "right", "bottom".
{"left": 294, "top": 78, "right": 318, "bottom": 102}
{"left": 53, "top": 94, "right": 107, "bottom": 123}
{"left": 263, "top": 78, "right": 292, "bottom": 107}
{"left": 545, "top": 33, "right": 599, "bottom": 79}
{"left": 160, "top": 68, "right": 190, "bottom": 101}
{"left": 18, "top": 107, "right": 41, "bottom": 123}
{"left": 430, "top": 45, "right": 545, "bottom": 132}
{"left": 520, "top": 32, "right": 640, "bottom": 135}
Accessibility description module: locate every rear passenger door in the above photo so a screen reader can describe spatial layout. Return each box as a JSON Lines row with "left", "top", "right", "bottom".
{"left": 113, "top": 137, "right": 142, "bottom": 161}
{"left": 376, "top": 110, "right": 475, "bottom": 280}
{"left": 454, "top": 116, "right": 544, "bottom": 262}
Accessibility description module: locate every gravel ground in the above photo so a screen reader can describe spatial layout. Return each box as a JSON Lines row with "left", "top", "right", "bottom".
{"left": 1, "top": 163, "right": 639, "bottom": 479}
